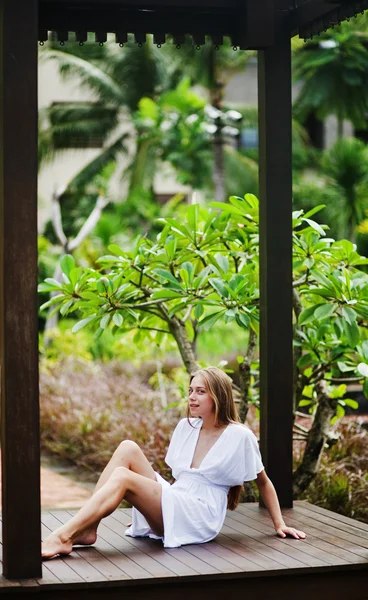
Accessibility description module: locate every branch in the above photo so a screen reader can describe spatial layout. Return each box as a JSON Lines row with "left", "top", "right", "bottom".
{"left": 115, "top": 298, "right": 169, "bottom": 310}
{"left": 183, "top": 305, "right": 193, "bottom": 323}
{"left": 293, "top": 288, "right": 303, "bottom": 320}
{"left": 294, "top": 421, "right": 310, "bottom": 434}
{"left": 238, "top": 329, "right": 258, "bottom": 422}
{"left": 295, "top": 411, "right": 313, "bottom": 419}
{"left": 51, "top": 186, "right": 68, "bottom": 249}
{"left": 68, "top": 195, "right": 110, "bottom": 251}
{"left": 293, "top": 275, "right": 308, "bottom": 288}
{"left": 137, "top": 326, "right": 171, "bottom": 334}
{"left": 330, "top": 376, "right": 362, "bottom": 383}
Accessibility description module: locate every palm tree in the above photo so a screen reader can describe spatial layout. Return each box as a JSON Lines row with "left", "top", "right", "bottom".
{"left": 40, "top": 37, "right": 257, "bottom": 206}
{"left": 322, "top": 137, "right": 368, "bottom": 242}
{"left": 293, "top": 18, "right": 368, "bottom": 137}
{"left": 39, "top": 36, "right": 170, "bottom": 191}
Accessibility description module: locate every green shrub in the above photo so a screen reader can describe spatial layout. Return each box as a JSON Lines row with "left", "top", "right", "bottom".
{"left": 295, "top": 420, "right": 368, "bottom": 523}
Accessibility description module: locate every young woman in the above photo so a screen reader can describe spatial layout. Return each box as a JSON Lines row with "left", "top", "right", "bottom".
{"left": 42, "top": 367, "right": 305, "bottom": 558}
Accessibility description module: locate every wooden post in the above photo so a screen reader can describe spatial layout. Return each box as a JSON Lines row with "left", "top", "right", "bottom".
{"left": 257, "top": 18, "right": 293, "bottom": 507}
{"left": 0, "top": 0, "right": 41, "bottom": 578}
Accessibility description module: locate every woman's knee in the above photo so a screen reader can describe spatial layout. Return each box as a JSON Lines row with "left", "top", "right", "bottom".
{"left": 116, "top": 440, "right": 140, "bottom": 457}
{"left": 110, "top": 465, "right": 130, "bottom": 484}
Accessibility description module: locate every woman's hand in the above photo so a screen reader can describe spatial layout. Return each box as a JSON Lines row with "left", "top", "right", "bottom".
{"left": 255, "top": 472, "right": 307, "bottom": 540}
{"left": 276, "top": 525, "right": 306, "bottom": 539}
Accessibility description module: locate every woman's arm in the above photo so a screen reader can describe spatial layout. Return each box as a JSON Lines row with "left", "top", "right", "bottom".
{"left": 255, "top": 470, "right": 306, "bottom": 539}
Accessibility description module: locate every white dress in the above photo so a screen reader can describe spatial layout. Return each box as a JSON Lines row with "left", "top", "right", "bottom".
{"left": 125, "top": 418, "right": 264, "bottom": 548}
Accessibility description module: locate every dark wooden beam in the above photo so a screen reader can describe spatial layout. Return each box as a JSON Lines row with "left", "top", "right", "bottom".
{"left": 38, "top": 0, "right": 275, "bottom": 48}
{"left": 0, "top": 0, "right": 41, "bottom": 579}
{"left": 258, "top": 15, "right": 293, "bottom": 507}
{"left": 290, "top": 0, "right": 368, "bottom": 37}
{"left": 40, "top": 0, "right": 242, "bottom": 7}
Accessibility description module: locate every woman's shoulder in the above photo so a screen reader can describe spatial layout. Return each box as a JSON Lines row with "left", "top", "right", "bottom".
{"left": 230, "top": 422, "right": 258, "bottom": 441}
{"left": 175, "top": 417, "right": 201, "bottom": 430}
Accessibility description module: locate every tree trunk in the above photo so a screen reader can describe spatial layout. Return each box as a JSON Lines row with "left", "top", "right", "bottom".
{"left": 169, "top": 317, "right": 200, "bottom": 375}
{"left": 213, "top": 121, "right": 226, "bottom": 203}
{"left": 208, "top": 46, "right": 226, "bottom": 204}
{"left": 293, "top": 379, "right": 338, "bottom": 496}
{"left": 292, "top": 288, "right": 304, "bottom": 416}
{"left": 238, "top": 329, "right": 257, "bottom": 422}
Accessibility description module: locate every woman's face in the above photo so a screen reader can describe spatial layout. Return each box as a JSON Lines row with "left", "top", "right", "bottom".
{"left": 188, "top": 374, "right": 215, "bottom": 420}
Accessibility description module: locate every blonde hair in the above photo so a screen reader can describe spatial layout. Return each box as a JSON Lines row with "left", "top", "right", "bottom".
{"left": 187, "top": 367, "right": 243, "bottom": 510}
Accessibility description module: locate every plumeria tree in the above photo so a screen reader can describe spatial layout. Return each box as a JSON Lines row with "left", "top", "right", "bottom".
{"left": 39, "top": 196, "right": 368, "bottom": 495}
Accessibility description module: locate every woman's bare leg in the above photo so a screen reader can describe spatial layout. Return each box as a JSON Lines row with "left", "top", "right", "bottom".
{"left": 42, "top": 467, "right": 163, "bottom": 559}
{"left": 43, "top": 441, "right": 157, "bottom": 551}
{"left": 93, "top": 440, "right": 156, "bottom": 493}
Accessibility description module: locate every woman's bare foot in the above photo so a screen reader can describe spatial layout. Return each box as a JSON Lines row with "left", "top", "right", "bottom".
{"left": 72, "top": 527, "right": 97, "bottom": 547}
{"left": 42, "top": 527, "right": 98, "bottom": 559}
{"left": 42, "top": 532, "right": 73, "bottom": 559}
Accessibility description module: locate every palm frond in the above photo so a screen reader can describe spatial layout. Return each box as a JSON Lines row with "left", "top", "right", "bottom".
{"left": 224, "top": 146, "right": 258, "bottom": 197}
{"left": 107, "top": 40, "right": 169, "bottom": 110}
{"left": 66, "top": 133, "right": 130, "bottom": 192}
{"left": 44, "top": 50, "right": 125, "bottom": 105}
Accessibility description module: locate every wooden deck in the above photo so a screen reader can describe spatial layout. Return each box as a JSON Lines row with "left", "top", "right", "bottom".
{"left": 0, "top": 501, "right": 367, "bottom": 599}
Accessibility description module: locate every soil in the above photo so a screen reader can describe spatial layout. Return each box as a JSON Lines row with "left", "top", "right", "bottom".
{"left": 0, "top": 450, "right": 93, "bottom": 509}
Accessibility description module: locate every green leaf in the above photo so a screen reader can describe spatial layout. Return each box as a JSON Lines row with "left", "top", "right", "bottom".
{"left": 299, "top": 305, "right": 319, "bottom": 325}
{"left": 39, "top": 294, "right": 65, "bottom": 311}
{"left": 69, "top": 267, "right": 82, "bottom": 288}
{"left": 299, "top": 399, "right": 312, "bottom": 407}
{"left": 100, "top": 313, "right": 111, "bottom": 329}
{"left": 198, "top": 310, "right": 226, "bottom": 331}
{"left": 302, "top": 218, "right": 326, "bottom": 236}
{"left": 108, "top": 244, "right": 125, "bottom": 256}
{"left": 44, "top": 278, "right": 63, "bottom": 288}
{"left": 194, "top": 304, "right": 204, "bottom": 319}
{"left": 187, "top": 204, "right": 199, "bottom": 241}
{"left": 60, "top": 254, "right": 75, "bottom": 278}
{"left": 209, "top": 278, "right": 228, "bottom": 298}
{"left": 60, "top": 299, "right": 74, "bottom": 316}
{"left": 342, "top": 319, "right": 360, "bottom": 348}
{"left": 357, "top": 362, "right": 368, "bottom": 377}
{"left": 361, "top": 340, "right": 368, "bottom": 360}
{"left": 303, "top": 257, "right": 314, "bottom": 269}
{"left": 138, "top": 97, "right": 159, "bottom": 121}
{"left": 113, "top": 313, "right": 123, "bottom": 327}
{"left": 303, "top": 205, "right": 326, "bottom": 219}
{"left": 38, "top": 281, "right": 62, "bottom": 293}
{"left": 154, "top": 269, "right": 184, "bottom": 290}
{"left": 343, "top": 399, "right": 359, "bottom": 409}
{"left": 314, "top": 303, "right": 336, "bottom": 320}
{"left": 93, "top": 327, "right": 104, "bottom": 340}
{"left": 151, "top": 289, "right": 183, "bottom": 300}
{"left": 363, "top": 379, "right": 368, "bottom": 399}
{"left": 214, "top": 253, "right": 229, "bottom": 274}
{"left": 72, "top": 315, "right": 97, "bottom": 333}
{"left": 342, "top": 306, "right": 357, "bottom": 325}
{"left": 337, "top": 361, "right": 355, "bottom": 373}
{"left": 237, "top": 312, "right": 250, "bottom": 328}
{"left": 165, "top": 238, "right": 177, "bottom": 261}
{"left": 297, "top": 353, "right": 313, "bottom": 369}
{"left": 180, "top": 268, "right": 189, "bottom": 287}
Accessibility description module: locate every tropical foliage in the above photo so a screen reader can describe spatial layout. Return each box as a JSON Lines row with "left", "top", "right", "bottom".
{"left": 293, "top": 20, "right": 368, "bottom": 135}
{"left": 39, "top": 197, "right": 368, "bottom": 495}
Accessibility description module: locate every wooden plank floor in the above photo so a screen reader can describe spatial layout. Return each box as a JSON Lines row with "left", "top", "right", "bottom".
{"left": 0, "top": 501, "right": 367, "bottom": 599}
